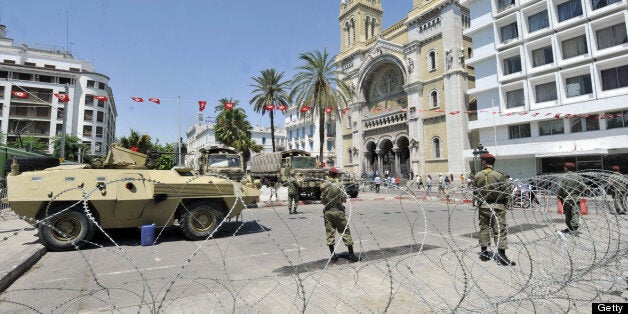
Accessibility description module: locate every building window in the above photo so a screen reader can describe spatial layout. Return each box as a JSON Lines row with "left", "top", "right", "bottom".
{"left": 83, "top": 125, "right": 93, "bottom": 137}
{"left": 500, "top": 22, "right": 518, "bottom": 43}
{"left": 309, "top": 142, "right": 313, "bottom": 151}
{"left": 296, "top": 129, "right": 300, "bottom": 138}
{"left": 262, "top": 137, "right": 266, "bottom": 145}
{"left": 327, "top": 140, "right": 332, "bottom": 151}
{"left": 557, "top": 0, "right": 582, "bottom": 22}
{"left": 497, "top": 0, "right": 515, "bottom": 11}
{"left": 85, "top": 95, "right": 94, "bottom": 105}
{"left": 289, "top": 130, "right": 293, "bottom": 140}
{"left": 87, "top": 80, "right": 95, "bottom": 88}
{"left": 531, "top": 46, "right": 554, "bottom": 67}
{"left": 601, "top": 65, "right": 628, "bottom": 91}
{"left": 97, "top": 111, "right": 104, "bottom": 122}
{"left": 528, "top": 10, "right": 549, "bottom": 33}
{"left": 3, "top": 59, "right": 16, "bottom": 64}
{"left": 596, "top": 23, "right": 627, "bottom": 50}
{"left": 310, "top": 125, "right": 314, "bottom": 136}
{"left": 565, "top": 74, "right": 593, "bottom": 97}
{"left": 606, "top": 110, "right": 628, "bottom": 129}
{"left": 24, "top": 62, "right": 35, "bottom": 66}
{"left": 539, "top": 119, "right": 565, "bottom": 136}
{"left": 430, "top": 90, "right": 439, "bottom": 108}
{"left": 569, "top": 116, "right": 599, "bottom": 133}
{"left": 347, "top": 115, "right": 352, "bottom": 128}
{"left": 505, "top": 89, "right": 525, "bottom": 108}
{"left": 508, "top": 123, "right": 532, "bottom": 139}
{"left": 468, "top": 47, "right": 473, "bottom": 58}
{"left": 503, "top": 55, "right": 522, "bottom": 75}
{"left": 535, "top": 82, "right": 558, "bottom": 102}
{"left": 432, "top": 137, "right": 441, "bottom": 158}
{"left": 59, "top": 77, "right": 72, "bottom": 85}
{"left": 96, "top": 126, "right": 103, "bottom": 138}
{"left": 69, "top": 67, "right": 80, "bottom": 72}
{"left": 592, "top": 0, "right": 621, "bottom": 10}
{"left": 348, "top": 149, "right": 353, "bottom": 164}
{"left": 84, "top": 110, "right": 93, "bottom": 121}
{"left": 44, "top": 64, "right": 56, "bottom": 69}
{"left": 428, "top": 50, "right": 437, "bottom": 71}
{"left": 561, "top": 35, "right": 588, "bottom": 59}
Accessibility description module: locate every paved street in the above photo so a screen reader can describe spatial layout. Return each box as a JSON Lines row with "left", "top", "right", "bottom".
{"left": 0, "top": 188, "right": 626, "bottom": 312}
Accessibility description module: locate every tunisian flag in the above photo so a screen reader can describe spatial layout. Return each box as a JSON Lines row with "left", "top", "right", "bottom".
{"left": 131, "top": 97, "right": 144, "bottom": 102}
{"left": 11, "top": 91, "right": 28, "bottom": 98}
{"left": 224, "top": 102, "right": 235, "bottom": 110}
{"left": 54, "top": 93, "right": 70, "bottom": 102}
{"left": 148, "top": 98, "right": 160, "bottom": 104}
{"left": 324, "top": 107, "right": 333, "bottom": 114}
{"left": 198, "top": 100, "right": 207, "bottom": 112}
{"left": 300, "top": 105, "right": 311, "bottom": 113}
{"left": 264, "top": 104, "right": 275, "bottom": 111}
{"left": 277, "top": 104, "right": 287, "bottom": 111}
{"left": 94, "top": 95, "right": 108, "bottom": 101}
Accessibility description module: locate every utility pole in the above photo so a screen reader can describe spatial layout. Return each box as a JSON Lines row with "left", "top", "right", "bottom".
{"left": 177, "top": 96, "right": 182, "bottom": 167}
{"left": 59, "top": 83, "right": 69, "bottom": 162}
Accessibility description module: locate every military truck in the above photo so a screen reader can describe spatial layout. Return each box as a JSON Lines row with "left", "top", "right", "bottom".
{"left": 4, "top": 144, "right": 260, "bottom": 251}
{"left": 250, "top": 149, "right": 326, "bottom": 198}
{"left": 197, "top": 146, "right": 244, "bottom": 181}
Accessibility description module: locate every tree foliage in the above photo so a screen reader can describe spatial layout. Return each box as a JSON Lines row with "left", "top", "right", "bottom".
{"left": 118, "top": 129, "right": 152, "bottom": 152}
{"left": 149, "top": 142, "right": 175, "bottom": 170}
{"left": 8, "top": 136, "right": 48, "bottom": 153}
{"left": 214, "top": 98, "right": 262, "bottom": 162}
{"left": 52, "top": 135, "right": 91, "bottom": 162}
{"left": 250, "top": 68, "right": 291, "bottom": 152}
{"left": 290, "top": 49, "right": 355, "bottom": 163}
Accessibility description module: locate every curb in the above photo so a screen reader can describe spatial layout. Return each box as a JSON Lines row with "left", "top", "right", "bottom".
{"left": 0, "top": 244, "right": 46, "bottom": 292}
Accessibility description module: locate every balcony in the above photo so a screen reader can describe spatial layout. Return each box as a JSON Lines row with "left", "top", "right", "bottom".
{"left": 363, "top": 111, "right": 408, "bottom": 137}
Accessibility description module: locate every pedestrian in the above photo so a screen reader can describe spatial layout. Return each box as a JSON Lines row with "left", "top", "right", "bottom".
{"left": 438, "top": 175, "right": 446, "bottom": 195}
{"left": 374, "top": 174, "right": 381, "bottom": 193}
{"left": 410, "top": 170, "right": 414, "bottom": 181}
{"left": 460, "top": 174, "right": 465, "bottom": 188}
{"left": 444, "top": 175, "right": 451, "bottom": 189}
{"left": 321, "top": 167, "right": 359, "bottom": 263}
{"left": 286, "top": 177, "right": 300, "bottom": 214}
{"left": 608, "top": 166, "right": 626, "bottom": 215}
{"left": 473, "top": 153, "right": 516, "bottom": 266}
{"left": 426, "top": 175, "right": 432, "bottom": 192}
{"left": 269, "top": 182, "right": 278, "bottom": 202}
{"left": 395, "top": 176, "right": 401, "bottom": 188}
{"left": 417, "top": 175, "right": 424, "bottom": 190}
{"left": 557, "top": 162, "right": 585, "bottom": 234}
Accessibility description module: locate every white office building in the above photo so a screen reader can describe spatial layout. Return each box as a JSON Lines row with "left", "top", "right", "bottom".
{"left": 0, "top": 25, "right": 116, "bottom": 156}
{"left": 462, "top": 0, "right": 628, "bottom": 177}
{"left": 284, "top": 105, "right": 340, "bottom": 167}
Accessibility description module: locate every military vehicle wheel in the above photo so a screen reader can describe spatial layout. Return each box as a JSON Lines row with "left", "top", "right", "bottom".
{"left": 39, "top": 206, "right": 94, "bottom": 251}
{"left": 181, "top": 203, "right": 224, "bottom": 240}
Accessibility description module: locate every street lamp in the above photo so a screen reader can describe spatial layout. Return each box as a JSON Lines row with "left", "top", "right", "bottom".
{"left": 472, "top": 143, "right": 489, "bottom": 173}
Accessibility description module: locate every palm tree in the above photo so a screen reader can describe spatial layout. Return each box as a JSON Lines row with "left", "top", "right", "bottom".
{"left": 214, "top": 98, "right": 252, "bottom": 147}
{"left": 250, "top": 69, "right": 291, "bottom": 152}
{"left": 290, "top": 49, "right": 355, "bottom": 164}
{"left": 118, "top": 129, "right": 152, "bottom": 152}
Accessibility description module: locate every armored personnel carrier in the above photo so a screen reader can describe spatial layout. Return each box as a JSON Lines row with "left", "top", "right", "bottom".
{"left": 197, "top": 145, "right": 245, "bottom": 181}
{"left": 250, "top": 149, "right": 326, "bottom": 198}
{"left": 4, "top": 144, "right": 260, "bottom": 251}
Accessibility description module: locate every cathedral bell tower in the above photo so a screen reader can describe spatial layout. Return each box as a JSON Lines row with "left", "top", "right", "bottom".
{"left": 339, "top": 0, "right": 383, "bottom": 53}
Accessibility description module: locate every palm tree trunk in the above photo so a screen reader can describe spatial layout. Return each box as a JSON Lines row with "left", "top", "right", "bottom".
{"left": 319, "top": 105, "right": 325, "bottom": 166}
{"left": 270, "top": 110, "right": 276, "bottom": 152}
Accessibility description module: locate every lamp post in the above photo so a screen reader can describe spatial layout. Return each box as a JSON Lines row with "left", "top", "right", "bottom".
{"left": 472, "top": 143, "right": 489, "bottom": 173}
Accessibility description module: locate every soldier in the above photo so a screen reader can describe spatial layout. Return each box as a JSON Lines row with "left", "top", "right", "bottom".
{"left": 320, "top": 167, "right": 359, "bottom": 263}
{"left": 608, "top": 166, "right": 626, "bottom": 215}
{"left": 286, "top": 177, "right": 299, "bottom": 214}
{"left": 557, "top": 162, "right": 584, "bottom": 234}
{"left": 473, "top": 153, "right": 516, "bottom": 266}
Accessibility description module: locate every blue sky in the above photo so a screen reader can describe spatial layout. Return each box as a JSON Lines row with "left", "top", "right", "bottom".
{"left": 2, "top": 0, "right": 411, "bottom": 143}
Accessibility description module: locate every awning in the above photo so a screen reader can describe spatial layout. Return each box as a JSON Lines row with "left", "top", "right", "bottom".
{"left": 535, "top": 148, "right": 608, "bottom": 158}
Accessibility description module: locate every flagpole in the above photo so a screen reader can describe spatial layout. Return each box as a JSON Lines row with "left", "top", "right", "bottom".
{"left": 491, "top": 98, "right": 497, "bottom": 154}
{"left": 178, "top": 96, "right": 182, "bottom": 167}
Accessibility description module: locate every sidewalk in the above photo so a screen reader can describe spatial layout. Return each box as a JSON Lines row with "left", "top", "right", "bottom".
{"left": 0, "top": 208, "right": 46, "bottom": 292}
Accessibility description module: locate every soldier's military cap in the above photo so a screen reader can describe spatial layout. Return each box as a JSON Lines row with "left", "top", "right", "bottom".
{"left": 564, "top": 162, "right": 576, "bottom": 169}
{"left": 481, "top": 153, "right": 495, "bottom": 159}
{"left": 612, "top": 165, "right": 620, "bottom": 171}
{"left": 329, "top": 167, "right": 340, "bottom": 174}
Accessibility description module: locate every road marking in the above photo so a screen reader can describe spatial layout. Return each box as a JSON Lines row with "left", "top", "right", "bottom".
{"left": 43, "top": 277, "right": 71, "bottom": 283}
{"left": 97, "top": 264, "right": 180, "bottom": 276}
{"left": 225, "top": 247, "right": 306, "bottom": 261}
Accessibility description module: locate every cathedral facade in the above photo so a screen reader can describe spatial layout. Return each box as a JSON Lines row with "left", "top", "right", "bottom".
{"left": 336, "top": 0, "right": 475, "bottom": 178}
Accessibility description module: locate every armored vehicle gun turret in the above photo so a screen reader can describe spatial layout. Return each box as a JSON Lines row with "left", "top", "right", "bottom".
{"left": 4, "top": 144, "right": 260, "bottom": 251}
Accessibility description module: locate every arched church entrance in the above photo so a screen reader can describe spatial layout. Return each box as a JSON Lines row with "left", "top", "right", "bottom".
{"left": 396, "top": 136, "right": 410, "bottom": 179}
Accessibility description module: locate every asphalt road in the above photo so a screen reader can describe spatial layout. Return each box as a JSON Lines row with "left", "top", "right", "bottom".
{"left": 1, "top": 198, "right": 625, "bottom": 312}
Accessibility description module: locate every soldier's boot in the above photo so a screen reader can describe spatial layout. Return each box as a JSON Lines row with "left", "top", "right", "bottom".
{"left": 479, "top": 247, "right": 491, "bottom": 262}
{"left": 347, "top": 245, "right": 359, "bottom": 263}
{"left": 495, "top": 249, "right": 516, "bottom": 266}
{"left": 328, "top": 245, "right": 338, "bottom": 262}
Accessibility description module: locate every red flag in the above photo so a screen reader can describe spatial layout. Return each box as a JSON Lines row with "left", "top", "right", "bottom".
{"left": 531, "top": 113, "right": 540, "bottom": 117}
{"left": 224, "top": 102, "right": 234, "bottom": 110}
{"left": 11, "top": 91, "right": 28, "bottom": 98}
{"left": 342, "top": 108, "right": 351, "bottom": 114}
{"left": 54, "top": 93, "right": 70, "bottom": 102}
{"left": 148, "top": 98, "right": 160, "bottom": 104}
{"left": 277, "top": 104, "right": 287, "bottom": 111}
{"left": 198, "top": 100, "right": 207, "bottom": 112}
{"left": 554, "top": 113, "right": 561, "bottom": 119}
{"left": 449, "top": 111, "right": 460, "bottom": 115}
{"left": 433, "top": 109, "right": 444, "bottom": 113}
{"left": 264, "top": 104, "right": 275, "bottom": 111}
{"left": 325, "top": 107, "right": 333, "bottom": 114}
{"left": 300, "top": 106, "right": 311, "bottom": 113}
{"left": 131, "top": 97, "right": 144, "bottom": 102}
{"left": 94, "top": 95, "right": 108, "bottom": 101}
{"left": 130, "top": 147, "right": 139, "bottom": 152}
{"left": 400, "top": 109, "right": 408, "bottom": 112}
{"left": 563, "top": 114, "right": 571, "bottom": 118}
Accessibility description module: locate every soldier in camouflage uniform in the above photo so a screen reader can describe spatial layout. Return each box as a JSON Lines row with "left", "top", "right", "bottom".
{"left": 557, "top": 162, "right": 585, "bottom": 234}
{"left": 473, "top": 153, "right": 515, "bottom": 266}
{"left": 286, "top": 177, "right": 300, "bottom": 214}
{"left": 321, "top": 167, "right": 359, "bottom": 263}
{"left": 609, "top": 166, "right": 626, "bottom": 215}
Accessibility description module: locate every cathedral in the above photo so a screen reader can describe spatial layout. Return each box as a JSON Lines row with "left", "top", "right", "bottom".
{"left": 336, "top": 0, "right": 475, "bottom": 178}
